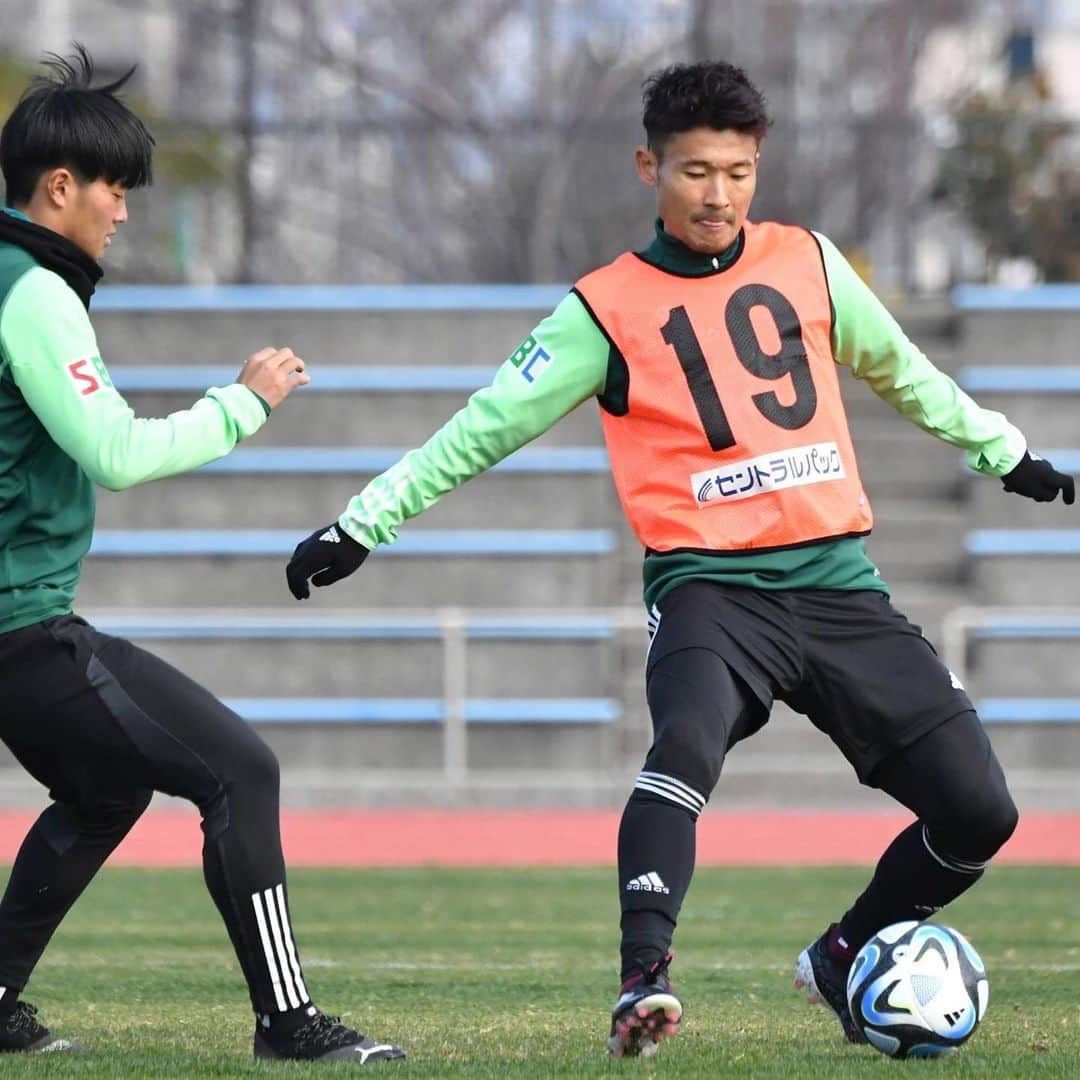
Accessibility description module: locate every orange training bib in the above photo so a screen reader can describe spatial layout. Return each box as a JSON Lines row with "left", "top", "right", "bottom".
{"left": 575, "top": 221, "right": 872, "bottom": 553}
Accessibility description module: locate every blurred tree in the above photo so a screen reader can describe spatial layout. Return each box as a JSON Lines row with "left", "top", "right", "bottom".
{"left": 689, "top": 0, "right": 977, "bottom": 292}
{"left": 935, "top": 81, "right": 1079, "bottom": 282}
{"left": 0, "top": 51, "right": 31, "bottom": 114}
{"left": 13, "top": 0, "right": 1032, "bottom": 286}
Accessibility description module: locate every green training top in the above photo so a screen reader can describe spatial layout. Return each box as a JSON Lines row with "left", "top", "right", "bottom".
{"left": 0, "top": 209, "right": 269, "bottom": 633}
{"left": 339, "top": 221, "right": 1025, "bottom": 610}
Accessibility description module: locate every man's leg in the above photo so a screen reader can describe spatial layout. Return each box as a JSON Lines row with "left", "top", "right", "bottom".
{"left": 0, "top": 742, "right": 150, "bottom": 1054}
{"left": 610, "top": 646, "right": 761, "bottom": 1057}
{"left": 0, "top": 780, "right": 151, "bottom": 1005}
{"left": 795, "top": 709, "right": 1016, "bottom": 1043}
{"left": 836, "top": 709, "right": 1017, "bottom": 951}
{"left": 73, "top": 625, "right": 403, "bottom": 1061}
{"left": 0, "top": 615, "right": 403, "bottom": 1061}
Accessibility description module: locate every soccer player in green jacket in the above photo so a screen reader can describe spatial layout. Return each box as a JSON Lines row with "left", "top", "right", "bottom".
{"left": 287, "top": 62, "right": 1073, "bottom": 1058}
{"left": 0, "top": 47, "right": 404, "bottom": 1063}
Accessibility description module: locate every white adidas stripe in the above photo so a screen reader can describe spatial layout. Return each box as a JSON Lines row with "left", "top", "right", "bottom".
{"left": 645, "top": 605, "right": 662, "bottom": 663}
{"left": 639, "top": 770, "right": 705, "bottom": 807}
{"left": 634, "top": 776, "right": 702, "bottom": 815}
{"left": 251, "top": 885, "right": 310, "bottom": 1012}
{"left": 252, "top": 892, "right": 288, "bottom": 1011}
{"left": 262, "top": 886, "right": 302, "bottom": 1009}
{"left": 637, "top": 771, "right": 706, "bottom": 812}
{"left": 647, "top": 872, "right": 666, "bottom": 890}
{"left": 274, "top": 884, "right": 310, "bottom": 1004}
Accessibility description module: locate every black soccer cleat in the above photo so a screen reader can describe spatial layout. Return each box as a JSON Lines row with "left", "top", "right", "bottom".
{"left": 794, "top": 927, "right": 867, "bottom": 1044}
{"left": 253, "top": 1007, "right": 405, "bottom": 1064}
{"left": 0, "top": 1001, "right": 84, "bottom": 1053}
{"left": 607, "top": 951, "right": 683, "bottom": 1059}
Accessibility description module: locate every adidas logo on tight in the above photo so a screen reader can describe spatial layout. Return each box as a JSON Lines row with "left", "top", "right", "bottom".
{"left": 626, "top": 872, "right": 669, "bottom": 894}
{"left": 318, "top": 527, "right": 340, "bottom": 543}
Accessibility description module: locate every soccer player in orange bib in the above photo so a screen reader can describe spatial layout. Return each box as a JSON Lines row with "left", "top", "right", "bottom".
{"left": 287, "top": 62, "right": 1074, "bottom": 1058}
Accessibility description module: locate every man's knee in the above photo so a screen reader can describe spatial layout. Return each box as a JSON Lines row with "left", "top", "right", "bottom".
{"left": 931, "top": 785, "right": 1018, "bottom": 864}
{"left": 239, "top": 732, "right": 280, "bottom": 795}
{"left": 211, "top": 722, "right": 280, "bottom": 795}
{"left": 643, "top": 713, "right": 724, "bottom": 799}
{"left": 38, "top": 787, "right": 152, "bottom": 853}
{"left": 974, "top": 789, "right": 1019, "bottom": 856}
{"left": 202, "top": 730, "right": 280, "bottom": 840}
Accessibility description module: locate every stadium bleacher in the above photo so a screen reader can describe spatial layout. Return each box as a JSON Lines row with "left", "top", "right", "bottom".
{"left": 1, "top": 285, "right": 1076, "bottom": 810}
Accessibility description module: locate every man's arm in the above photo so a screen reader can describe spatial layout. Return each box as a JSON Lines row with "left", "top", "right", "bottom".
{"left": 286, "top": 292, "right": 610, "bottom": 597}
{"left": 0, "top": 267, "right": 302, "bottom": 490}
{"left": 816, "top": 232, "right": 1027, "bottom": 477}
{"left": 340, "top": 292, "right": 609, "bottom": 548}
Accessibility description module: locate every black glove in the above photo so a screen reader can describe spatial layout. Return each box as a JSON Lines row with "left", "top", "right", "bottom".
{"left": 1001, "top": 451, "right": 1075, "bottom": 504}
{"left": 286, "top": 523, "right": 369, "bottom": 599}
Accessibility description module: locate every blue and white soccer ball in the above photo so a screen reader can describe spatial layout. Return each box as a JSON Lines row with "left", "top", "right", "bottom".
{"left": 846, "top": 921, "right": 989, "bottom": 1059}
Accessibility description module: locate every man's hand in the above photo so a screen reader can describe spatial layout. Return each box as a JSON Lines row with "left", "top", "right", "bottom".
{"left": 237, "top": 346, "right": 309, "bottom": 409}
{"left": 286, "top": 523, "right": 369, "bottom": 599}
{"left": 1001, "top": 451, "right": 1076, "bottom": 504}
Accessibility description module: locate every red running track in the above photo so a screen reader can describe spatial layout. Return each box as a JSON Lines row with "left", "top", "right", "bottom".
{"left": 0, "top": 810, "right": 1077, "bottom": 867}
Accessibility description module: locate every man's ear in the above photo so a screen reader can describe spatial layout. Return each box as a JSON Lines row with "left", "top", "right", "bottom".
{"left": 634, "top": 146, "right": 659, "bottom": 189}
{"left": 43, "top": 167, "right": 76, "bottom": 209}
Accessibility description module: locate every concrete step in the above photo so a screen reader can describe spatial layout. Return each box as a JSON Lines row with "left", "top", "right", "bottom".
{"left": 958, "top": 306, "right": 1080, "bottom": 366}
{"left": 983, "top": 720, "right": 1080, "bottom": 772}
{"left": 93, "top": 301, "right": 560, "bottom": 368}
{"left": 864, "top": 500, "right": 968, "bottom": 585}
{"left": 2, "top": 695, "right": 1072, "bottom": 809}
{"left": 77, "top": 621, "right": 624, "bottom": 699}
{"left": 957, "top": 615, "right": 1080, "bottom": 696}
{"left": 0, "top": 760, "right": 1074, "bottom": 810}
{"left": 76, "top": 543, "right": 632, "bottom": 610}
{"left": 95, "top": 451, "right": 620, "bottom": 531}
{"left": 852, "top": 427, "right": 966, "bottom": 501}
{"left": 967, "top": 531, "right": 1080, "bottom": 606}
{"left": 969, "top": 467, "right": 1079, "bottom": 528}
{"left": 880, "top": 581, "right": 971, "bottom": 647}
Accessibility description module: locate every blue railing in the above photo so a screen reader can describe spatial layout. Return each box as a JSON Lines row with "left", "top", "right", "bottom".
{"left": 222, "top": 697, "right": 619, "bottom": 725}
{"left": 953, "top": 285, "right": 1080, "bottom": 311}
{"left": 88, "top": 529, "right": 617, "bottom": 557}
{"left": 194, "top": 446, "right": 608, "bottom": 474}
{"left": 94, "top": 284, "right": 571, "bottom": 312}
{"left": 110, "top": 365, "right": 494, "bottom": 392}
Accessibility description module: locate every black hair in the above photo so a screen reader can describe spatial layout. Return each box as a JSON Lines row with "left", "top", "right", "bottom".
{"left": 1, "top": 43, "right": 154, "bottom": 206}
{"left": 642, "top": 61, "right": 771, "bottom": 156}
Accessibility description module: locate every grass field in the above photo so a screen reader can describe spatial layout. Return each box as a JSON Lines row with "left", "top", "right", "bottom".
{"left": 2, "top": 865, "right": 1077, "bottom": 1077}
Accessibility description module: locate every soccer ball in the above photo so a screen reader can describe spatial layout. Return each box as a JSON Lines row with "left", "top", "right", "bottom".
{"left": 845, "top": 921, "right": 989, "bottom": 1059}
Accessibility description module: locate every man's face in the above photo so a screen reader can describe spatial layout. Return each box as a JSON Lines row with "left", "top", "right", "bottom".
{"left": 52, "top": 174, "right": 128, "bottom": 260}
{"left": 635, "top": 127, "right": 759, "bottom": 255}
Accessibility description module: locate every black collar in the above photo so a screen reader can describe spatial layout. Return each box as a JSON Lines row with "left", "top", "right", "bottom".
{"left": 0, "top": 211, "right": 103, "bottom": 310}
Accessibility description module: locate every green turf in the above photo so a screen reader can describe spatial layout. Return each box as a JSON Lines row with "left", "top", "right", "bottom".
{"left": 1, "top": 865, "right": 1077, "bottom": 1076}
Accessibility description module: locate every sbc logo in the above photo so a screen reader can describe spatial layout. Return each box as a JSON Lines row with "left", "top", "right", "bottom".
{"left": 508, "top": 335, "right": 552, "bottom": 384}
{"left": 67, "top": 354, "right": 111, "bottom": 397}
